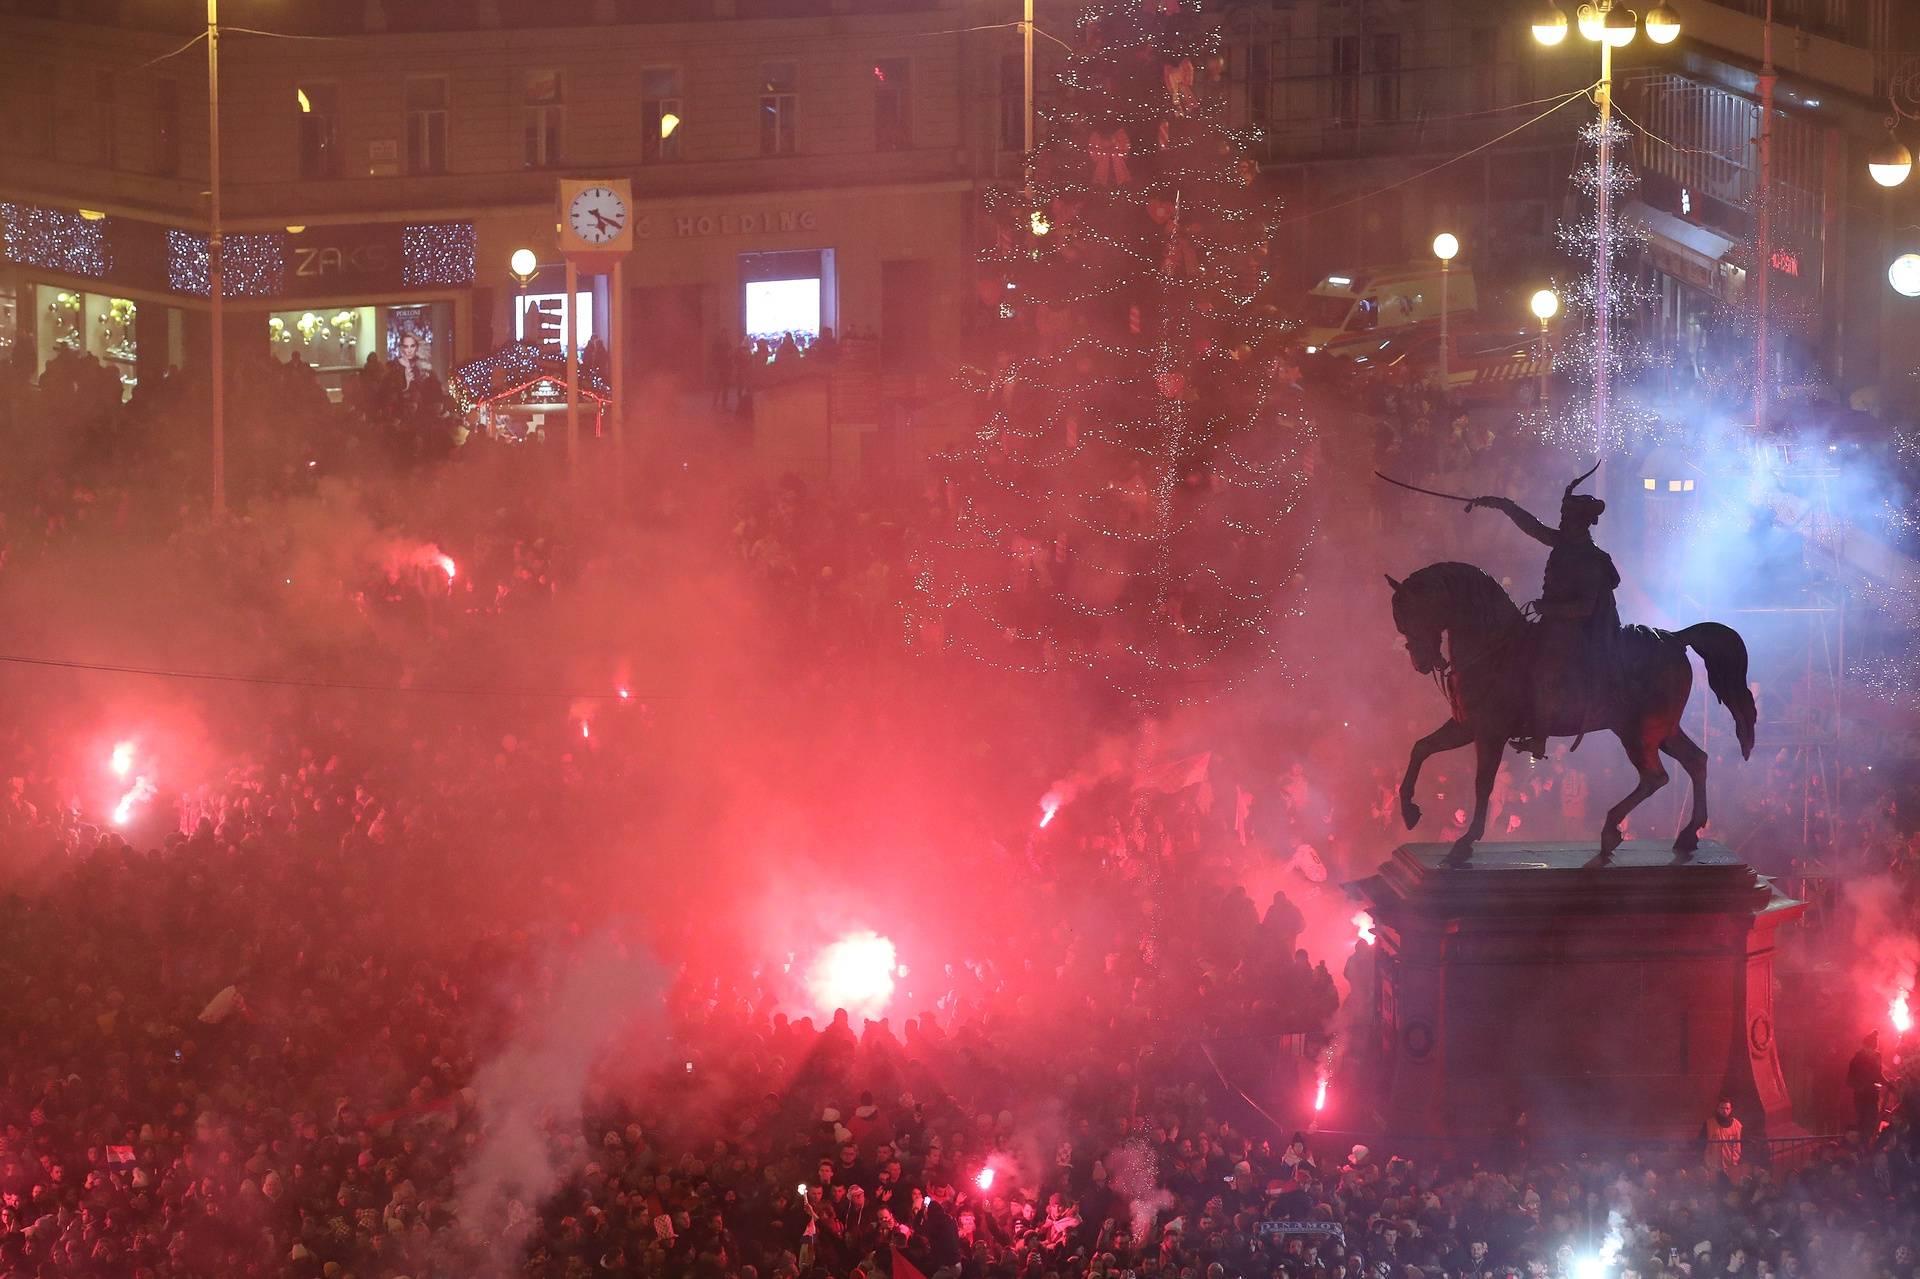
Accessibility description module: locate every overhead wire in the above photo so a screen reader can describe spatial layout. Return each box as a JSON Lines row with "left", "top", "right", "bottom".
{"left": 125, "top": 30, "right": 206, "bottom": 72}
{"left": 1270, "top": 84, "right": 1596, "bottom": 227}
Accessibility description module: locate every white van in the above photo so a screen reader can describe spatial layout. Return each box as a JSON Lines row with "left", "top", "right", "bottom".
{"left": 1296, "top": 264, "right": 1478, "bottom": 354}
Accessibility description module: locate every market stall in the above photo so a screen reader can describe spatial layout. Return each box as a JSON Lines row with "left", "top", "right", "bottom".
{"left": 448, "top": 341, "right": 609, "bottom": 443}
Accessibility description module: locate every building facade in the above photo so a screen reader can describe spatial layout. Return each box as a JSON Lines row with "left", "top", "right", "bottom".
{"left": 1617, "top": 0, "right": 1920, "bottom": 405}
{"left": 0, "top": 0, "right": 1011, "bottom": 438}
{"left": 1223, "top": 0, "right": 1591, "bottom": 312}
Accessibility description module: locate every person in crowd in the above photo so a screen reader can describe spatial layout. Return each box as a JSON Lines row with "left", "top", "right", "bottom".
{"left": 1700, "top": 1096, "right": 1742, "bottom": 1181}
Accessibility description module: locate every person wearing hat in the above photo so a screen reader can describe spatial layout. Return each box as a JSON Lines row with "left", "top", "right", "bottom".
{"left": 1468, "top": 464, "right": 1620, "bottom": 757}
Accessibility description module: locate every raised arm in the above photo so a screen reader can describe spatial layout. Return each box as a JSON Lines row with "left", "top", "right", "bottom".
{"left": 1466, "top": 496, "right": 1560, "bottom": 547}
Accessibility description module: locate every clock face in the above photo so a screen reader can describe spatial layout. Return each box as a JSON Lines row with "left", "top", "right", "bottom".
{"left": 568, "top": 185, "right": 629, "bottom": 246}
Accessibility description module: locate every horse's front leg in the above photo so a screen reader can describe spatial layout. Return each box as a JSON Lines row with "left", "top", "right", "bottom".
{"left": 1446, "top": 733, "right": 1506, "bottom": 864}
{"left": 1401, "top": 718, "right": 1474, "bottom": 830}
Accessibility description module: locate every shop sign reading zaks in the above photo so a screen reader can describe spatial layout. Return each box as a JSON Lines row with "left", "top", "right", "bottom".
{"left": 282, "top": 226, "right": 406, "bottom": 298}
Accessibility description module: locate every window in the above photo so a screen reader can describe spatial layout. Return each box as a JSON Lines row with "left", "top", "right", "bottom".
{"left": 873, "top": 57, "right": 910, "bottom": 151}
{"left": 999, "top": 54, "right": 1024, "bottom": 151}
{"left": 1, "top": 73, "right": 52, "bottom": 157}
{"left": 642, "top": 68, "right": 683, "bottom": 163}
{"left": 513, "top": 292, "right": 594, "bottom": 352}
{"left": 1371, "top": 33, "right": 1402, "bottom": 122}
{"left": 153, "top": 79, "right": 179, "bottom": 176}
{"left": 406, "top": 77, "right": 448, "bottom": 175}
{"left": 92, "top": 71, "right": 117, "bottom": 167}
{"left": 741, "top": 249, "right": 831, "bottom": 342}
{"left": 1245, "top": 43, "right": 1272, "bottom": 131}
{"left": 1329, "top": 36, "right": 1359, "bottom": 128}
{"left": 523, "top": 71, "right": 564, "bottom": 169}
{"left": 296, "top": 82, "right": 341, "bottom": 179}
{"left": 760, "top": 61, "right": 797, "bottom": 156}
{"left": 1470, "top": 28, "right": 1497, "bottom": 112}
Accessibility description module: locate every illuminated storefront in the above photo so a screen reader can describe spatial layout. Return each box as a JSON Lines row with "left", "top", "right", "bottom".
{"left": 0, "top": 203, "right": 475, "bottom": 403}
{"left": 268, "top": 300, "right": 454, "bottom": 398}
{"left": 33, "top": 285, "right": 150, "bottom": 400}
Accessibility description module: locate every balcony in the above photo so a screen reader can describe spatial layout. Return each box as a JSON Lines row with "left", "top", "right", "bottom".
{"left": 1678, "top": 0, "right": 1879, "bottom": 96}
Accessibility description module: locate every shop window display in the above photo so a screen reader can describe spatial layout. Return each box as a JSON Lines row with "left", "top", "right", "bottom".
{"left": 270, "top": 301, "right": 451, "bottom": 401}
{"left": 35, "top": 285, "right": 138, "bottom": 401}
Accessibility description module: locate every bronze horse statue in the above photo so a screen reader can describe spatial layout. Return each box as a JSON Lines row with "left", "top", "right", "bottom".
{"left": 1386, "top": 561, "right": 1756, "bottom": 864}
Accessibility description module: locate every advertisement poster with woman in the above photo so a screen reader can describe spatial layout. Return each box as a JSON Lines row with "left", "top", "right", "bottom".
{"left": 387, "top": 305, "right": 435, "bottom": 390}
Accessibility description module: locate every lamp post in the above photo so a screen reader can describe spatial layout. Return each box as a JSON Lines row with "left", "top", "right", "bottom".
{"left": 508, "top": 247, "right": 539, "bottom": 287}
{"left": 1531, "top": 288, "right": 1561, "bottom": 409}
{"left": 1868, "top": 58, "right": 1920, "bottom": 187}
{"left": 1433, "top": 232, "right": 1459, "bottom": 388}
{"left": 1532, "top": 1, "right": 1679, "bottom": 450}
{"left": 207, "top": 0, "right": 225, "bottom": 517}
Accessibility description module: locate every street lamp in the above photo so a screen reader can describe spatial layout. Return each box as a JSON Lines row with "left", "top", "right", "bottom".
{"left": 1889, "top": 253, "right": 1920, "bottom": 299}
{"left": 1530, "top": 288, "right": 1560, "bottom": 409}
{"left": 1530, "top": 3, "right": 1570, "bottom": 45}
{"left": 1433, "top": 232, "right": 1459, "bottom": 388}
{"left": 207, "top": 0, "right": 225, "bottom": 517}
{"left": 1870, "top": 135, "right": 1914, "bottom": 188}
{"left": 1531, "top": 0, "right": 1679, "bottom": 450}
{"left": 509, "top": 247, "right": 539, "bottom": 286}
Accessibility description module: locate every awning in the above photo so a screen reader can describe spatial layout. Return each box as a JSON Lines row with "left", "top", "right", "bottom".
{"left": 1625, "top": 201, "right": 1738, "bottom": 294}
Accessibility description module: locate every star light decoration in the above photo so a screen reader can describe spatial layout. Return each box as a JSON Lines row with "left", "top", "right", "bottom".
{"left": 904, "top": 0, "right": 1315, "bottom": 709}
{"left": 0, "top": 202, "right": 108, "bottom": 279}
{"left": 166, "top": 229, "right": 285, "bottom": 298}
{"left": 403, "top": 222, "right": 477, "bottom": 288}
{"left": 1526, "top": 117, "right": 1677, "bottom": 454}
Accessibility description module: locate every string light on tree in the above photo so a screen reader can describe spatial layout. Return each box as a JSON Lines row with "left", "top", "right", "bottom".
{"left": 907, "top": 0, "right": 1316, "bottom": 709}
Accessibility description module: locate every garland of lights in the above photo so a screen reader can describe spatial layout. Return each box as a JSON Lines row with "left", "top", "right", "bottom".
{"left": 1, "top": 202, "right": 108, "bottom": 279}
{"left": 403, "top": 222, "right": 478, "bottom": 288}
{"left": 167, "top": 230, "right": 286, "bottom": 298}
{"left": 905, "top": 0, "right": 1315, "bottom": 709}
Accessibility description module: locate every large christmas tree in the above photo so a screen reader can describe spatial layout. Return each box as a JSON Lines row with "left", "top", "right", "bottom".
{"left": 908, "top": 0, "right": 1315, "bottom": 710}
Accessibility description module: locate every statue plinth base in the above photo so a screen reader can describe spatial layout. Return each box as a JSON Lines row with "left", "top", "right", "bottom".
{"left": 1345, "top": 840, "right": 1804, "bottom": 1142}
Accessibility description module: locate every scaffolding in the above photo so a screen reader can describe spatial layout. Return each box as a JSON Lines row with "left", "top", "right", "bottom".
{"left": 1714, "top": 437, "right": 1847, "bottom": 868}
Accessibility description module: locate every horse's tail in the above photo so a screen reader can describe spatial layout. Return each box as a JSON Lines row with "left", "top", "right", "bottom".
{"left": 1679, "top": 622, "right": 1756, "bottom": 759}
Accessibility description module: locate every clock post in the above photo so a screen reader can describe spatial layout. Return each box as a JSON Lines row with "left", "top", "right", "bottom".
{"left": 555, "top": 179, "right": 636, "bottom": 490}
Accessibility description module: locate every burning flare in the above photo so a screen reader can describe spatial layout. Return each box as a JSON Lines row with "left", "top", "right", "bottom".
{"left": 1038, "top": 787, "right": 1064, "bottom": 828}
{"left": 805, "top": 930, "right": 897, "bottom": 1020}
{"left": 1894, "top": 989, "right": 1913, "bottom": 1035}
{"left": 1313, "top": 1077, "right": 1328, "bottom": 1112}
{"left": 1353, "top": 911, "right": 1377, "bottom": 946}
{"left": 112, "top": 777, "right": 157, "bottom": 827}
{"left": 975, "top": 1167, "right": 995, "bottom": 1191}
{"left": 108, "top": 740, "right": 135, "bottom": 779}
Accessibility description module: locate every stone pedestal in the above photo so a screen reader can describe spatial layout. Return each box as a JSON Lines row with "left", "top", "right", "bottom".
{"left": 1346, "top": 841, "right": 1803, "bottom": 1142}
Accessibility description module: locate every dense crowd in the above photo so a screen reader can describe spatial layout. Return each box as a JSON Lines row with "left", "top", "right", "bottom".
{"left": 0, "top": 335, "right": 1913, "bottom": 1279}
{"left": 0, "top": 698, "right": 1914, "bottom": 1279}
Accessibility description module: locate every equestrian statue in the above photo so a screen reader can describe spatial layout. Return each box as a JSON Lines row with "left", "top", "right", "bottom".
{"left": 1381, "top": 464, "right": 1756, "bottom": 866}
